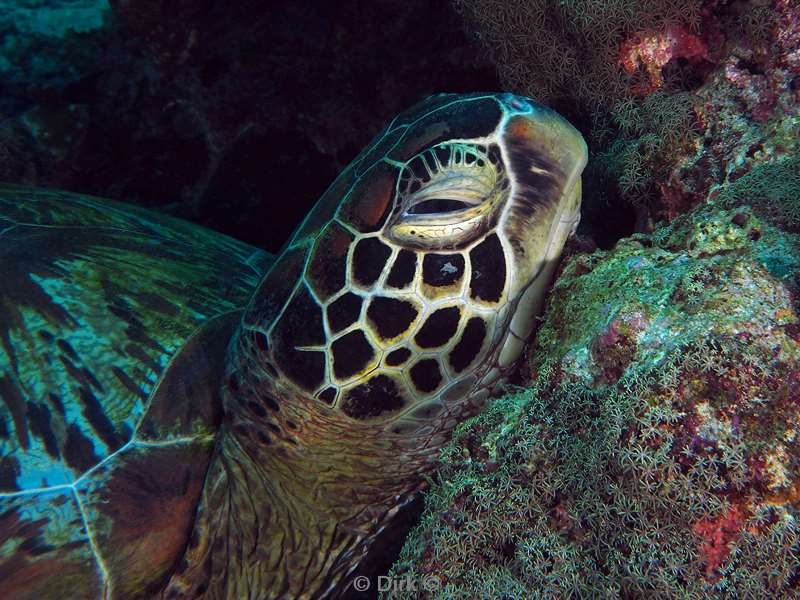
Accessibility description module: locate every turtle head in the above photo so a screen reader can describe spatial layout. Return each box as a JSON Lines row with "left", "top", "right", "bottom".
{"left": 238, "top": 93, "right": 586, "bottom": 442}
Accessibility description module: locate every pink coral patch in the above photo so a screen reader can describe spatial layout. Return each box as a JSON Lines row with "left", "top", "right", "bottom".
{"left": 692, "top": 504, "right": 747, "bottom": 579}
{"left": 620, "top": 26, "right": 709, "bottom": 93}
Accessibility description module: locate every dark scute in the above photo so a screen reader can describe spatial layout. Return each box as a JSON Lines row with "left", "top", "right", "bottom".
{"left": 367, "top": 297, "right": 418, "bottom": 339}
{"left": 386, "top": 249, "right": 417, "bottom": 289}
{"left": 331, "top": 330, "right": 375, "bottom": 380}
{"left": 292, "top": 164, "right": 357, "bottom": 241}
{"left": 78, "top": 386, "right": 123, "bottom": 451}
{"left": 338, "top": 161, "right": 397, "bottom": 233}
{"left": 245, "top": 246, "right": 307, "bottom": 329}
{"left": 352, "top": 237, "right": 391, "bottom": 286}
{"left": 469, "top": 234, "right": 506, "bottom": 302}
{"left": 317, "top": 387, "right": 337, "bottom": 406}
{"left": 449, "top": 317, "right": 487, "bottom": 373}
{"left": 272, "top": 285, "right": 326, "bottom": 348}
{"left": 274, "top": 349, "right": 325, "bottom": 393}
{"left": 422, "top": 253, "right": 464, "bottom": 287}
{"left": 253, "top": 331, "right": 269, "bottom": 352}
{"left": 341, "top": 374, "right": 404, "bottom": 419}
{"left": 272, "top": 285, "right": 326, "bottom": 390}
{"left": 389, "top": 96, "right": 503, "bottom": 162}
{"left": 0, "top": 456, "right": 20, "bottom": 491}
{"left": 326, "top": 292, "right": 363, "bottom": 334}
{"left": 306, "top": 222, "right": 353, "bottom": 301}
{"left": 415, "top": 307, "right": 460, "bottom": 348}
{"left": 262, "top": 394, "right": 280, "bottom": 412}
{"left": 385, "top": 347, "right": 412, "bottom": 366}
{"left": 26, "top": 402, "right": 59, "bottom": 459}
{"left": 409, "top": 359, "right": 443, "bottom": 393}
{"left": 64, "top": 423, "right": 99, "bottom": 473}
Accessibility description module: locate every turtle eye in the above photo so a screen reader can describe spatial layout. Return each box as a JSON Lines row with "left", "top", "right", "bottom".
{"left": 406, "top": 198, "right": 471, "bottom": 215}
{"left": 386, "top": 142, "right": 509, "bottom": 250}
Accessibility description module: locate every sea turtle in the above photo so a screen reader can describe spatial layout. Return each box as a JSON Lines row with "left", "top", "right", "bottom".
{"left": 0, "top": 93, "right": 587, "bottom": 599}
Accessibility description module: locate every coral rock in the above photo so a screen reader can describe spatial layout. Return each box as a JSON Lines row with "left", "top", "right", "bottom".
{"left": 390, "top": 202, "right": 800, "bottom": 597}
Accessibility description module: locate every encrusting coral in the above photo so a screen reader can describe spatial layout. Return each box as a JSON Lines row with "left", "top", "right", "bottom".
{"left": 389, "top": 201, "right": 800, "bottom": 599}
{"left": 455, "top": 0, "right": 799, "bottom": 234}
{"left": 388, "top": 0, "right": 800, "bottom": 596}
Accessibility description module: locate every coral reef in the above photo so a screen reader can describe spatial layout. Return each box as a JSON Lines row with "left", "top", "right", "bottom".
{"left": 455, "top": 0, "right": 799, "bottom": 246}
{"left": 389, "top": 2, "right": 800, "bottom": 595}
{"left": 389, "top": 201, "right": 800, "bottom": 598}
{"left": 0, "top": 0, "right": 111, "bottom": 114}
{"left": 452, "top": 0, "right": 705, "bottom": 106}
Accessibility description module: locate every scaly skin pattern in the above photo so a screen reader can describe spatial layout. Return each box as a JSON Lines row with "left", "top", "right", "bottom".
{"left": 166, "top": 93, "right": 587, "bottom": 599}
{"left": 0, "top": 93, "right": 587, "bottom": 599}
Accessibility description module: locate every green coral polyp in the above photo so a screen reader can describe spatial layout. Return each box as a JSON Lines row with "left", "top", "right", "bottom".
{"left": 391, "top": 202, "right": 800, "bottom": 598}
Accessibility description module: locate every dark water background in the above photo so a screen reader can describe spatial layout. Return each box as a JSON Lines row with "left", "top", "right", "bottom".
{"left": 1, "top": 0, "right": 503, "bottom": 254}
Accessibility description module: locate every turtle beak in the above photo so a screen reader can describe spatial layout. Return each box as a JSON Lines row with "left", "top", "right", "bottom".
{"left": 496, "top": 94, "right": 587, "bottom": 264}
{"left": 493, "top": 95, "right": 588, "bottom": 354}
{"left": 498, "top": 94, "right": 587, "bottom": 225}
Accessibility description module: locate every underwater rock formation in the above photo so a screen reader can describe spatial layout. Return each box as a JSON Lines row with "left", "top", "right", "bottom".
{"left": 455, "top": 0, "right": 799, "bottom": 247}
{"left": 0, "top": 0, "right": 110, "bottom": 114}
{"left": 389, "top": 200, "right": 800, "bottom": 598}
{"left": 389, "top": 0, "right": 800, "bottom": 596}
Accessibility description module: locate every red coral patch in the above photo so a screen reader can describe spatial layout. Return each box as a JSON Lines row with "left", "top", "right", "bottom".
{"left": 692, "top": 503, "right": 748, "bottom": 579}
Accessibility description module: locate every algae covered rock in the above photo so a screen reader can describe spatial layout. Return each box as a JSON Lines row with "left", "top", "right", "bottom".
{"left": 389, "top": 203, "right": 800, "bottom": 598}
{"left": 0, "top": 0, "right": 111, "bottom": 112}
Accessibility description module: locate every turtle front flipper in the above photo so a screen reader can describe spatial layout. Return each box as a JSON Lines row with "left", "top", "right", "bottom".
{"left": 0, "top": 186, "right": 272, "bottom": 598}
